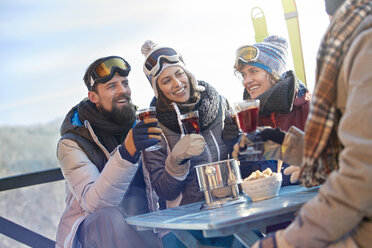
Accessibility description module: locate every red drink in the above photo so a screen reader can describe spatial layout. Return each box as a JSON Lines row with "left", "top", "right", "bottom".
{"left": 237, "top": 107, "right": 259, "bottom": 133}
{"left": 181, "top": 116, "right": 200, "bottom": 134}
{"left": 136, "top": 107, "right": 156, "bottom": 121}
{"left": 137, "top": 110, "right": 156, "bottom": 120}
{"left": 135, "top": 107, "right": 162, "bottom": 151}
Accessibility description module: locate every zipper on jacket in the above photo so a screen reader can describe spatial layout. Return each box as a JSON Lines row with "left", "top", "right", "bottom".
{"left": 205, "top": 144, "right": 213, "bottom": 163}
{"left": 209, "top": 130, "right": 220, "bottom": 161}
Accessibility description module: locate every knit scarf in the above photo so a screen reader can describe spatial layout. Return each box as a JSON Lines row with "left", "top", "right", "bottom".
{"left": 300, "top": 0, "right": 372, "bottom": 187}
{"left": 78, "top": 100, "right": 135, "bottom": 153}
{"left": 243, "top": 70, "right": 299, "bottom": 116}
{"left": 154, "top": 81, "right": 220, "bottom": 133}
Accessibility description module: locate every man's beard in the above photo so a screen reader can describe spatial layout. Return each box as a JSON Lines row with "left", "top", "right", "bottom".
{"left": 98, "top": 93, "right": 136, "bottom": 125}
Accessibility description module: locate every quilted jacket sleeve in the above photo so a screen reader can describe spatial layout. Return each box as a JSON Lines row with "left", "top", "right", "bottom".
{"left": 57, "top": 139, "right": 138, "bottom": 214}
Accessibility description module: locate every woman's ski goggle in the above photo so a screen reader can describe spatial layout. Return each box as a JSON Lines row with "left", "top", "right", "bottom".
{"left": 234, "top": 45, "right": 260, "bottom": 69}
{"left": 144, "top": 47, "right": 184, "bottom": 78}
{"left": 90, "top": 56, "right": 131, "bottom": 89}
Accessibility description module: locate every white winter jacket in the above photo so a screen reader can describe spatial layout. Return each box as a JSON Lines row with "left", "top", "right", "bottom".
{"left": 55, "top": 121, "right": 140, "bottom": 248}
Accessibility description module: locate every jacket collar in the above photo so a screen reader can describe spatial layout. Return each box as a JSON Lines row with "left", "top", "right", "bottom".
{"left": 243, "top": 70, "right": 309, "bottom": 116}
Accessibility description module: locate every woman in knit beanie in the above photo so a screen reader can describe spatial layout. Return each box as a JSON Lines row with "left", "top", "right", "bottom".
{"left": 140, "top": 40, "right": 235, "bottom": 247}
{"left": 222, "top": 35, "right": 312, "bottom": 234}
{"left": 223, "top": 35, "right": 311, "bottom": 185}
{"left": 249, "top": 0, "right": 372, "bottom": 247}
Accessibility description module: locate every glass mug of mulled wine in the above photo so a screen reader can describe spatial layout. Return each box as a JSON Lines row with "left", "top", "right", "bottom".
{"left": 179, "top": 110, "right": 200, "bottom": 134}
{"left": 234, "top": 99, "right": 260, "bottom": 133}
{"left": 234, "top": 99, "right": 263, "bottom": 158}
{"left": 135, "top": 106, "right": 162, "bottom": 152}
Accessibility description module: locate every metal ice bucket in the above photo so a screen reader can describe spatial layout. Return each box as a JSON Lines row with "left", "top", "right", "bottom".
{"left": 195, "top": 159, "right": 244, "bottom": 208}
{"left": 195, "top": 159, "right": 242, "bottom": 190}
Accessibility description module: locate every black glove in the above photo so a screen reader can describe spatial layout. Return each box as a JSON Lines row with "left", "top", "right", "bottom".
{"left": 222, "top": 115, "right": 240, "bottom": 153}
{"left": 260, "top": 127, "right": 285, "bottom": 145}
{"left": 232, "top": 128, "right": 284, "bottom": 161}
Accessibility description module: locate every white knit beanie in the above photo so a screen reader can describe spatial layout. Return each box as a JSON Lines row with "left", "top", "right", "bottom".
{"left": 141, "top": 40, "right": 204, "bottom": 98}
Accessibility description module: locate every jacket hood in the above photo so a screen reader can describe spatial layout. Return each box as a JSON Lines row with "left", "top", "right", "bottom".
{"left": 60, "top": 100, "right": 94, "bottom": 143}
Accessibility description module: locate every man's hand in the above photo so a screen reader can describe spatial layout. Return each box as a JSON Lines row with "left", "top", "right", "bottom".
{"left": 120, "top": 118, "right": 162, "bottom": 163}
{"left": 165, "top": 134, "right": 206, "bottom": 177}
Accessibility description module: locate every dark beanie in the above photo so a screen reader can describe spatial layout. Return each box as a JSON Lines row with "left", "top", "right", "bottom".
{"left": 325, "top": 0, "right": 346, "bottom": 15}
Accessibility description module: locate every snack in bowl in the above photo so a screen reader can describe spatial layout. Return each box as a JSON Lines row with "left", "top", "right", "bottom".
{"left": 241, "top": 168, "right": 282, "bottom": 201}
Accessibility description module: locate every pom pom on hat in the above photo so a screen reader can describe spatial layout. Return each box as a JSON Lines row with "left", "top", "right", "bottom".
{"left": 141, "top": 40, "right": 158, "bottom": 57}
{"left": 141, "top": 40, "right": 204, "bottom": 98}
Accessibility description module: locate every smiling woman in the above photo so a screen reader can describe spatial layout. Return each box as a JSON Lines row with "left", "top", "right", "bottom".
{"left": 225, "top": 35, "right": 311, "bottom": 186}
{"left": 140, "top": 40, "right": 236, "bottom": 247}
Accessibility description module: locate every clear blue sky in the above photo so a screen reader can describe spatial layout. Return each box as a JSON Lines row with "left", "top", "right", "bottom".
{"left": 0, "top": 0, "right": 329, "bottom": 126}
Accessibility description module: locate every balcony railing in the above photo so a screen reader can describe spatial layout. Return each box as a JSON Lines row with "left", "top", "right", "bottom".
{"left": 0, "top": 168, "right": 64, "bottom": 247}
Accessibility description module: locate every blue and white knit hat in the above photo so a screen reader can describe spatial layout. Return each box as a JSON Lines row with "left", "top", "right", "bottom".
{"left": 237, "top": 35, "right": 288, "bottom": 78}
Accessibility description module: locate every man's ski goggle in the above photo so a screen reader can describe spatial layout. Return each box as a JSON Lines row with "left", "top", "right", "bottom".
{"left": 144, "top": 47, "right": 184, "bottom": 78}
{"left": 90, "top": 56, "right": 131, "bottom": 89}
{"left": 234, "top": 45, "right": 260, "bottom": 69}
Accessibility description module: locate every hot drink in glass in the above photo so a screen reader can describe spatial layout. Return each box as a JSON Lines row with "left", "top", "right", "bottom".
{"left": 180, "top": 111, "right": 200, "bottom": 134}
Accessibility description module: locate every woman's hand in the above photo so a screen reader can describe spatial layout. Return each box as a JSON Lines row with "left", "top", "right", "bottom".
{"left": 165, "top": 134, "right": 206, "bottom": 177}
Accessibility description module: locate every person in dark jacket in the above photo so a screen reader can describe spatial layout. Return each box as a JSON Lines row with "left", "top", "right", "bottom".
{"left": 140, "top": 40, "right": 235, "bottom": 248}
{"left": 56, "top": 56, "right": 162, "bottom": 248}
{"left": 222, "top": 35, "right": 311, "bottom": 187}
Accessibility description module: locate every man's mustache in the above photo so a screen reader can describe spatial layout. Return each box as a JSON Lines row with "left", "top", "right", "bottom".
{"left": 113, "top": 93, "right": 131, "bottom": 103}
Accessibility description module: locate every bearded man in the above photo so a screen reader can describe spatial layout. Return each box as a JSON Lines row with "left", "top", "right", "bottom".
{"left": 55, "top": 56, "right": 162, "bottom": 248}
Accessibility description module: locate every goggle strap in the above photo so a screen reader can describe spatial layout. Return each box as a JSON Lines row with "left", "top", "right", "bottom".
{"left": 90, "top": 76, "right": 95, "bottom": 88}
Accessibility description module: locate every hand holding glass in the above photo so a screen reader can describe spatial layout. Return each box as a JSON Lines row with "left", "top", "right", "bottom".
{"left": 235, "top": 100, "right": 259, "bottom": 133}
{"left": 234, "top": 100, "right": 262, "bottom": 158}
{"left": 136, "top": 107, "right": 162, "bottom": 151}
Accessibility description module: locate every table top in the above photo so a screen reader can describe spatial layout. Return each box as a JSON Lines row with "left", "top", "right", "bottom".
{"left": 126, "top": 185, "right": 319, "bottom": 231}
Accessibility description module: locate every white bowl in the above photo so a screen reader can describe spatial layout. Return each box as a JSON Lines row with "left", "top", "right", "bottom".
{"left": 241, "top": 173, "right": 282, "bottom": 201}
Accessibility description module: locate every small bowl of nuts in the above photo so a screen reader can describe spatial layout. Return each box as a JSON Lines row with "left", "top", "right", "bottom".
{"left": 241, "top": 168, "right": 282, "bottom": 201}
